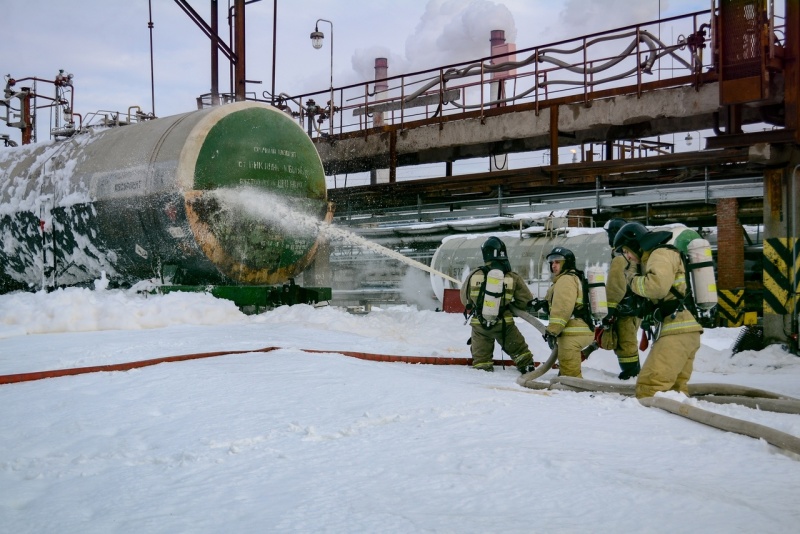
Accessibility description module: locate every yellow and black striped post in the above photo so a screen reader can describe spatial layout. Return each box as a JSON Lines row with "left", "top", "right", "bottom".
{"left": 717, "top": 289, "right": 745, "bottom": 326}
{"left": 763, "top": 237, "right": 800, "bottom": 316}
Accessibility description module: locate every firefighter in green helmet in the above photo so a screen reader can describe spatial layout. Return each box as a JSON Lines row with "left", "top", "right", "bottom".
{"left": 541, "top": 246, "right": 595, "bottom": 378}
{"left": 460, "top": 236, "right": 536, "bottom": 373}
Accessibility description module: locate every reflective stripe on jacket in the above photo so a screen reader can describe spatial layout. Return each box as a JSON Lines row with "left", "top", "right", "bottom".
{"left": 545, "top": 271, "right": 592, "bottom": 336}
{"left": 629, "top": 247, "right": 702, "bottom": 336}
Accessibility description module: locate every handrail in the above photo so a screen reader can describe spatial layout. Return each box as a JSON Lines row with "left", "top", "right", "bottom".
{"left": 277, "top": 10, "right": 743, "bottom": 141}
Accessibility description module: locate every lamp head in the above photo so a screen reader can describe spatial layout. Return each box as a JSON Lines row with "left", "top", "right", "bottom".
{"left": 311, "top": 29, "right": 324, "bottom": 49}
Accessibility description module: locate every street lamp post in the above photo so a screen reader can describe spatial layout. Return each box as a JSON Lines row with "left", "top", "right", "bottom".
{"left": 310, "top": 18, "right": 334, "bottom": 136}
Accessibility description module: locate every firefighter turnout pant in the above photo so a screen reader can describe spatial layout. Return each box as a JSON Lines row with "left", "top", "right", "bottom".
{"left": 556, "top": 332, "right": 594, "bottom": 378}
{"left": 469, "top": 319, "right": 533, "bottom": 373}
{"left": 635, "top": 330, "right": 701, "bottom": 398}
{"left": 614, "top": 315, "right": 641, "bottom": 371}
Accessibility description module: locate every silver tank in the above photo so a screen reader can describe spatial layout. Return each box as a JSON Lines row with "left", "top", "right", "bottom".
{"left": 429, "top": 228, "right": 613, "bottom": 302}
{"left": 429, "top": 223, "right": 727, "bottom": 304}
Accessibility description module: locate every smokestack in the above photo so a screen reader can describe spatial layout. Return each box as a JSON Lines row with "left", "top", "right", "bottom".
{"left": 489, "top": 30, "right": 512, "bottom": 171}
{"left": 373, "top": 57, "right": 388, "bottom": 127}
{"left": 371, "top": 57, "right": 390, "bottom": 184}
{"left": 490, "top": 29, "right": 516, "bottom": 81}
{"left": 490, "top": 30, "right": 505, "bottom": 51}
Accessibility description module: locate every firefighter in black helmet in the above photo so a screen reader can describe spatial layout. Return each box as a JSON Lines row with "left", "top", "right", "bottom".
{"left": 613, "top": 222, "right": 702, "bottom": 398}
{"left": 460, "top": 237, "right": 536, "bottom": 373}
{"left": 602, "top": 218, "right": 642, "bottom": 379}
{"left": 542, "top": 246, "right": 594, "bottom": 378}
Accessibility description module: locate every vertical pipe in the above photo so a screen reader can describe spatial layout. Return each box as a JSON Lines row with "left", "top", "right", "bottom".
{"left": 234, "top": 0, "right": 246, "bottom": 101}
{"left": 549, "top": 105, "right": 559, "bottom": 185}
{"left": 148, "top": 0, "right": 156, "bottom": 116}
{"left": 329, "top": 25, "right": 334, "bottom": 136}
{"left": 21, "top": 91, "right": 32, "bottom": 145}
{"left": 271, "top": 0, "right": 277, "bottom": 105}
{"left": 211, "top": 0, "right": 219, "bottom": 105}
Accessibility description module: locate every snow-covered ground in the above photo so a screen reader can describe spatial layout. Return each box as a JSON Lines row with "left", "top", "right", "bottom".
{"left": 1, "top": 287, "right": 799, "bottom": 533}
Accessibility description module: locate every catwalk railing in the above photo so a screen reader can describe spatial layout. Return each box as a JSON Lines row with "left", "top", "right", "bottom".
{"left": 275, "top": 11, "right": 728, "bottom": 139}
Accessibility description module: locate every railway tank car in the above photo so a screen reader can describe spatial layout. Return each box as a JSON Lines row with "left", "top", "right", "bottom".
{"left": 429, "top": 228, "right": 614, "bottom": 303}
{"left": 0, "top": 101, "right": 330, "bottom": 293}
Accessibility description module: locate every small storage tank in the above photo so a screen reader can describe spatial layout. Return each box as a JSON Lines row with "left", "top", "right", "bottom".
{"left": 0, "top": 102, "right": 330, "bottom": 291}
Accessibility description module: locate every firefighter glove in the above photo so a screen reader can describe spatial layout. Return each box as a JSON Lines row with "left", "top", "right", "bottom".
{"left": 529, "top": 298, "right": 549, "bottom": 314}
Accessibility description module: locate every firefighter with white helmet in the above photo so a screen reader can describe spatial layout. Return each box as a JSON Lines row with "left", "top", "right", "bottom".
{"left": 541, "top": 246, "right": 594, "bottom": 378}
{"left": 613, "top": 222, "right": 703, "bottom": 398}
{"left": 460, "top": 237, "right": 536, "bottom": 373}
{"left": 602, "top": 218, "right": 642, "bottom": 379}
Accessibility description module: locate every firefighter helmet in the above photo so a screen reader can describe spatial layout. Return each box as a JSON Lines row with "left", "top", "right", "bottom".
{"left": 481, "top": 236, "right": 508, "bottom": 263}
{"left": 545, "top": 246, "right": 577, "bottom": 271}
{"left": 604, "top": 218, "right": 627, "bottom": 247}
{"left": 612, "top": 222, "right": 649, "bottom": 256}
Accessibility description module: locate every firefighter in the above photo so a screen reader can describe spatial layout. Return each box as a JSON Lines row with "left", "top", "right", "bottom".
{"left": 602, "top": 218, "right": 642, "bottom": 379}
{"left": 541, "top": 246, "right": 594, "bottom": 378}
{"left": 613, "top": 222, "right": 703, "bottom": 399}
{"left": 460, "top": 236, "right": 536, "bottom": 373}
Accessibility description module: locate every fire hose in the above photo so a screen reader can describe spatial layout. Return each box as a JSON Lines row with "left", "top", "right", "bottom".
{"left": 519, "top": 375, "right": 800, "bottom": 455}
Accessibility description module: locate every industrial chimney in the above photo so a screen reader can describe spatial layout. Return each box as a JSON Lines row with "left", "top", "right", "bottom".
{"left": 371, "top": 57, "right": 390, "bottom": 184}
{"left": 373, "top": 57, "right": 388, "bottom": 127}
{"left": 489, "top": 30, "right": 515, "bottom": 172}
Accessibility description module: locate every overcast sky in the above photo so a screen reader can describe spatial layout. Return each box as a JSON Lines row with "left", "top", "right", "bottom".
{"left": 2, "top": 0, "right": 712, "bottom": 144}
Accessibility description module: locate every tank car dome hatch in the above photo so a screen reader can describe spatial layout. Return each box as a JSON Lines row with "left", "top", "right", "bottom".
{"left": 0, "top": 101, "right": 330, "bottom": 291}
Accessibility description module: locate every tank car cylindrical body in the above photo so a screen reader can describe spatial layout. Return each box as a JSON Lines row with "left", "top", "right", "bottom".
{"left": 429, "top": 229, "right": 613, "bottom": 303}
{"left": 0, "top": 102, "right": 329, "bottom": 291}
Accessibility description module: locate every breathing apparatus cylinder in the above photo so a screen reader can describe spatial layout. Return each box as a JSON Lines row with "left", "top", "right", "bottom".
{"left": 481, "top": 268, "right": 505, "bottom": 325}
{"left": 687, "top": 238, "right": 717, "bottom": 309}
{"left": 586, "top": 266, "right": 608, "bottom": 320}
